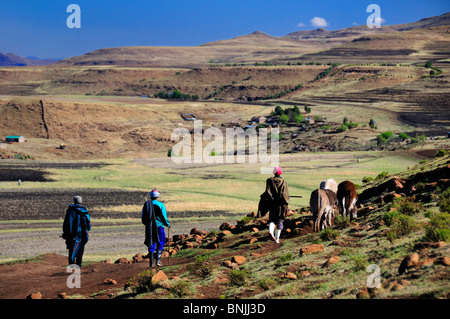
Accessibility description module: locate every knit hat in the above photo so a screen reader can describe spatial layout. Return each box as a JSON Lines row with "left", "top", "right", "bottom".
{"left": 150, "top": 189, "right": 160, "bottom": 198}
{"left": 73, "top": 195, "right": 82, "bottom": 204}
{"left": 273, "top": 166, "right": 282, "bottom": 175}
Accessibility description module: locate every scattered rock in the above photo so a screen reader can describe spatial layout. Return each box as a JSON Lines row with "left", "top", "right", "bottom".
{"left": 322, "top": 256, "right": 340, "bottom": 268}
{"left": 213, "top": 277, "right": 229, "bottom": 284}
{"left": 281, "top": 272, "right": 297, "bottom": 280}
{"left": 436, "top": 256, "right": 450, "bottom": 266}
{"left": 249, "top": 238, "right": 258, "bottom": 244}
{"left": 101, "top": 259, "right": 113, "bottom": 264}
{"left": 151, "top": 270, "right": 168, "bottom": 285}
{"left": 299, "top": 244, "right": 324, "bottom": 256}
{"left": 132, "top": 253, "right": 144, "bottom": 263}
{"left": 219, "top": 222, "right": 231, "bottom": 231}
{"left": 58, "top": 292, "right": 69, "bottom": 299}
{"left": 27, "top": 292, "right": 42, "bottom": 299}
{"left": 231, "top": 256, "right": 246, "bottom": 265}
{"left": 398, "top": 253, "right": 419, "bottom": 274}
{"left": 103, "top": 278, "right": 118, "bottom": 285}
{"left": 115, "top": 257, "right": 130, "bottom": 264}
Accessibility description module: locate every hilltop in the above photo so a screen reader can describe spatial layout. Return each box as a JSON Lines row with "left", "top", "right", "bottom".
{"left": 1, "top": 153, "right": 448, "bottom": 299}
{"left": 54, "top": 12, "right": 450, "bottom": 68}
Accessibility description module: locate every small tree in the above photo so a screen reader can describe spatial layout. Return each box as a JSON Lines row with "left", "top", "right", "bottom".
{"left": 294, "top": 113, "right": 303, "bottom": 124}
{"left": 425, "top": 61, "right": 432, "bottom": 68}
{"left": 274, "top": 106, "right": 283, "bottom": 116}
{"left": 280, "top": 114, "right": 289, "bottom": 124}
{"left": 369, "top": 119, "right": 376, "bottom": 129}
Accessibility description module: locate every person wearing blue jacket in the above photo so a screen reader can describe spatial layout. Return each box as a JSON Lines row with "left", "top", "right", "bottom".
{"left": 62, "top": 196, "right": 91, "bottom": 267}
{"left": 141, "top": 189, "right": 170, "bottom": 267}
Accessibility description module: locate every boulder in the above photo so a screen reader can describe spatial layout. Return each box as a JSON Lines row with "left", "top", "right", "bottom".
{"left": 282, "top": 272, "right": 297, "bottom": 280}
{"left": 322, "top": 256, "right": 340, "bottom": 267}
{"left": 132, "top": 253, "right": 144, "bottom": 263}
{"left": 151, "top": 270, "right": 168, "bottom": 285}
{"left": 219, "top": 222, "right": 231, "bottom": 231}
{"left": 231, "top": 256, "right": 246, "bottom": 264}
{"left": 27, "top": 292, "right": 42, "bottom": 299}
{"left": 103, "top": 278, "right": 118, "bottom": 285}
{"left": 299, "top": 244, "right": 324, "bottom": 256}
{"left": 115, "top": 257, "right": 130, "bottom": 264}
{"left": 398, "top": 252, "right": 419, "bottom": 274}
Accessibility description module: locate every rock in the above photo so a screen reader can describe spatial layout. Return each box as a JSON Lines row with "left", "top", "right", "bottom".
{"left": 173, "top": 234, "right": 186, "bottom": 242}
{"left": 299, "top": 244, "right": 324, "bottom": 256}
{"left": 58, "top": 292, "right": 69, "bottom": 299}
{"left": 27, "top": 292, "right": 42, "bottom": 299}
{"left": 231, "top": 256, "right": 246, "bottom": 264}
{"left": 213, "top": 278, "right": 229, "bottom": 284}
{"left": 391, "top": 283, "right": 404, "bottom": 291}
{"left": 221, "top": 260, "right": 239, "bottom": 269}
{"left": 282, "top": 272, "right": 297, "bottom": 280}
{"left": 398, "top": 253, "right": 419, "bottom": 274}
{"left": 251, "top": 227, "right": 259, "bottom": 233}
{"left": 436, "top": 256, "right": 450, "bottom": 266}
{"left": 322, "top": 256, "right": 340, "bottom": 267}
{"left": 132, "top": 253, "right": 144, "bottom": 263}
{"left": 101, "top": 259, "right": 113, "bottom": 264}
{"left": 151, "top": 270, "right": 168, "bottom": 285}
{"left": 103, "top": 278, "right": 118, "bottom": 285}
{"left": 115, "top": 257, "right": 130, "bottom": 264}
{"left": 356, "top": 288, "right": 370, "bottom": 299}
{"left": 219, "top": 222, "right": 231, "bottom": 231}
{"left": 249, "top": 238, "right": 258, "bottom": 244}
{"left": 221, "top": 230, "right": 232, "bottom": 236}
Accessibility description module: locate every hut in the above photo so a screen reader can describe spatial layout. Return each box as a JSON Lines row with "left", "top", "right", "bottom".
{"left": 6, "top": 136, "right": 25, "bottom": 143}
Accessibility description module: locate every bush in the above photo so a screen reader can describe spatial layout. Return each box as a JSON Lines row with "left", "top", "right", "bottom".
{"left": 279, "top": 114, "right": 289, "bottom": 124}
{"left": 362, "top": 176, "right": 373, "bottom": 183}
{"left": 126, "top": 270, "right": 158, "bottom": 293}
{"left": 398, "top": 133, "right": 411, "bottom": 140}
{"left": 319, "top": 228, "right": 339, "bottom": 241}
{"left": 337, "top": 124, "right": 348, "bottom": 132}
{"left": 376, "top": 171, "right": 388, "bottom": 180}
{"left": 347, "top": 122, "right": 359, "bottom": 129}
{"left": 381, "top": 131, "right": 393, "bottom": 139}
{"left": 383, "top": 212, "right": 417, "bottom": 242}
{"left": 294, "top": 114, "right": 303, "bottom": 124}
{"left": 369, "top": 119, "right": 376, "bottom": 129}
{"left": 258, "top": 278, "right": 278, "bottom": 291}
{"left": 393, "top": 197, "right": 423, "bottom": 216}
{"left": 423, "top": 212, "right": 450, "bottom": 242}
{"left": 333, "top": 215, "right": 350, "bottom": 229}
{"left": 435, "top": 149, "right": 449, "bottom": 158}
{"left": 228, "top": 269, "right": 251, "bottom": 286}
{"left": 169, "top": 280, "right": 194, "bottom": 298}
{"left": 351, "top": 255, "right": 368, "bottom": 272}
{"left": 187, "top": 254, "right": 214, "bottom": 278}
{"left": 275, "top": 253, "right": 293, "bottom": 267}
{"left": 438, "top": 188, "right": 450, "bottom": 213}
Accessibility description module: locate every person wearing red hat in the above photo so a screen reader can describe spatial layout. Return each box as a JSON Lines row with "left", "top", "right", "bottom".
{"left": 141, "top": 189, "right": 170, "bottom": 267}
{"left": 261, "top": 166, "right": 289, "bottom": 243}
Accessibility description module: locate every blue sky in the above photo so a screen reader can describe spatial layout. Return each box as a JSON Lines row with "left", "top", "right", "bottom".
{"left": 0, "top": 0, "right": 448, "bottom": 59}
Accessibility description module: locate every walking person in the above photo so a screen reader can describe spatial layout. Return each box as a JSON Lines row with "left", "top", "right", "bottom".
{"left": 141, "top": 189, "right": 170, "bottom": 267}
{"left": 62, "top": 195, "right": 91, "bottom": 268}
{"left": 261, "top": 166, "right": 289, "bottom": 243}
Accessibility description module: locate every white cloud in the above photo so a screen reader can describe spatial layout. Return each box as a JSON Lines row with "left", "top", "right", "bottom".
{"left": 374, "top": 17, "right": 386, "bottom": 25}
{"left": 310, "top": 17, "right": 328, "bottom": 28}
{"left": 297, "top": 22, "right": 306, "bottom": 27}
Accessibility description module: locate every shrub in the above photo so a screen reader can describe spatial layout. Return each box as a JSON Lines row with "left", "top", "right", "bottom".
{"left": 398, "top": 133, "right": 411, "bottom": 140}
{"left": 381, "top": 131, "right": 393, "bottom": 139}
{"left": 228, "top": 269, "right": 251, "bottom": 286}
{"left": 333, "top": 215, "right": 350, "bottom": 229}
{"left": 321, "top": 125, "right": 330, "bottom": 131}
{"left": 369, "top": 119, "right": 376, "bottom": 129}
{"left": 337, "top": 124, "right": 348, "bottom": 132}
{"left": 425, "top": 61, "right": 432, "bottom": 68}
{"left": 351, "top": 255, "right": 368, "bottom": 272}
{"left": 279, "top": 114, "right": 289, "bottom": 124}
{"left": 376, "top": 171, "right": 388, "bottom": 180}
{"left": 187, "top": 254, "right": 214, "bottom": 278}
{"left": 169, "top": 280, "right": 194, "bottom": 298}
{"left": 347, "top": 122, "right": 359, "bottom": 129}
{"left": 294, "top": 114, "right": 303, "bottom": 124}
{"left": 274, "top": 106, "right": 283, "bottom": 115}
{"left": 126, "top": 270, "right": 158, "bottom": 293}
{"left": 384, "top": 213, "right": 417, "bottom": 242}
{"left": 393, "top": 197, "right": 423, "bottom": 215}
{"left": 275, "top": 253, "right": 293, "bottom": 267}
{"left": 319, "top": 228, "right": 339, "bottom": 241}
{"left": 362, "top": 176, "right": 373, "bottom": 183}
{"left": 435, "top": 149, "right": 449, "bottom": 158}
{"left": 438, "top": 188, "right": 450, "bottom": 213}
{"left": 423, "top": 212, "right": 450, "bottom": 242}
{"left": 258, "top": 278, "right": 278, "bottom": 291}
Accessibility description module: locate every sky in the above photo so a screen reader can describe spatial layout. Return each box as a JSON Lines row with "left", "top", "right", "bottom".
{"left": 0, "top": 0, "right": 448, "bottom": 59}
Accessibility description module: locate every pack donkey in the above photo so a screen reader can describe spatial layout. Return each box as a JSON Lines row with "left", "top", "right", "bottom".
{"left": 337, "top": 180, "right": 358, "bottom": 220}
